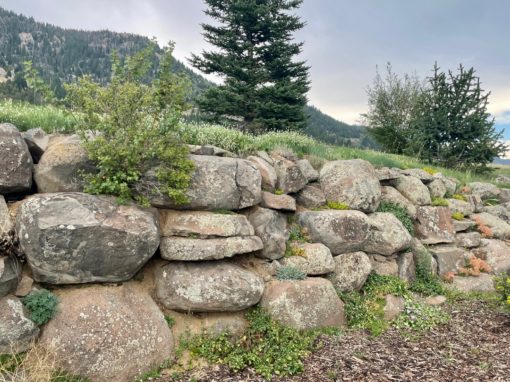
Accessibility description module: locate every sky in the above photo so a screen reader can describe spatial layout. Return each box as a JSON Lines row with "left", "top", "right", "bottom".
{"left": 2, "top": 0, "right": 510, "bottom": 140}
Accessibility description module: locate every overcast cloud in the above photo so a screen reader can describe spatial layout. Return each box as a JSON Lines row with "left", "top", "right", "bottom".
{"left": 2, "top": 0, "right": 509, "bottom": 139}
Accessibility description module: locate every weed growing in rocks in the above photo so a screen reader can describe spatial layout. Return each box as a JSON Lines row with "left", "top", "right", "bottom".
{"left": 452, "top": 193, "right": 468, "bottom": 202}
{"left": 180, "top": 307, "right": 334, "bottom": 379}
{"left": 164, "top": 315, "right": 175, "bottom": 328}
{"left": 326, "top": 200, "right": 350, "bottom": 210}
{"left": 284, "top": 243, "right": 306, "bottom": 258}
{"left": 22, "top": 289, "right": 59, "bottom": 325}
{"left": 410, "top": 250, "right": 447, "bottom": 296}
{"left": 451, "top": 211, "right": 465, "bottom": 220}
{"left": 287, "top": 219, "right": 310, "bottom": 243}
{"left": 457, "top": 256, "right": 492, "bottom": 276}
{"left": 338, "top": 274, "right": 409, "bottom": 336}
{"left": 376, "top": 201, "right": 414, "bottom": 235}
{"left": 276, "top": 265, "right": 306, "bottom": 281}
{"left": 431, "top": 197, "right": 449, "bottom": 206}
{"left": 472, "top": 216, "right": 494, "bottom": 238}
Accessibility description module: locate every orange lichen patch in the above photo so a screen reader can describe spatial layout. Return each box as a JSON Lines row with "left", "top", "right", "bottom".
{"left": 443, "top": 271, "right": 456, "bottom": 283}
{"left": 472, "top": 216, "right": 493, "bottom": 238}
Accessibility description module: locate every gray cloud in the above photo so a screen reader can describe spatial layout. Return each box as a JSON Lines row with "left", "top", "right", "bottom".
{"left": 2, "top": 0, "right": 510, "bottom": 128}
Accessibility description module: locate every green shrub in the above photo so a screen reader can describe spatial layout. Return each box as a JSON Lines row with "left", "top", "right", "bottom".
{"left": 164, "top": 315, "right": 175, "bottom": 328}
{"left": 22, "top": 289, "right": 59, "bottom": 325}
{"left": 274, "top": 188, "right": 284, "bottom": 195}
{"left": 431, "top": 197, "right": 448, "bottom": 206}
{"left": 452, "top": 193, "right": 467, "bottom": 202}
{"left": 287, "top": 222, "right": 310, "bottom": 243}
{"left": 65, "top": 42, "right": 194, "bottom": 205}
{"left": 326, "top": 200, "right": 349, "bottom": 210}
{"left": 495, "top": 272, "right": 510, "bottom": 310}
{"left": 410, "top": 250, "right": 446, "bottom": 296}
{"left": 451, "top": 211, "right": 465, "bottom": 221}
{"left": 392, "top": 300, "right": 449, "bottom": 331}
{"left": 376, "top": 201, "right": 414, "bottom": 235}
{"left": 182, "top": 308, "right": 328, "bottom": 379}
{"left": 276, "top": 265, "right": 306, "bottom": 281}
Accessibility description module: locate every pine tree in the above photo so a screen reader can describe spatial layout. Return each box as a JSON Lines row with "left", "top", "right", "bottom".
{"left": 190, "top": 0, "right": 310, "bottom": 132}
{"left": 409, "top": 64, "right": 506, "bottom": 172}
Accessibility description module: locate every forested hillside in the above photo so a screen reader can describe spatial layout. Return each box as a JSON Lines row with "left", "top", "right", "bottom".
{"left": 0, "top": 6, "right": 375, "bottom": 148}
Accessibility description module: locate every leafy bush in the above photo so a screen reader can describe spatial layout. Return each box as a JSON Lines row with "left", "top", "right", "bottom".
{"left": 393, "top": 300, "right": 449, "bottom": 331}
{"left": 276, "top": 265, "right": 306, "bottom": 281}
{"left": 410, "top": 250, "right": 446, "bottom": 296}
{"left": 65, "top": 42, "right": 194, "bottom": 205}
{"left": 451, "top": 211, "right": 465, "bottom": 220}
{"left": 326, "top": 200, "right": 350, "bottom": 210}
{"left": 284, "top": 243, "right": 306, "bottom": 258}
{"left": 431, "top": 197, "right": 448, "bottom": 206}
{"left": 376, "top": 201, "right": 414, "bottom": 235}
{"left": 422, "top": 167, "right": 437, "bottom": 175}
{"left": 22, "top": 289, "right": 59, "bottom": 325}
{"left": 452, "top": 194, "right": 468, "bottom": 202}
{"left": 182, "top": 308, "right": 328, "bottom": 379}
{"left": 495, "top": 273, "right": 510, "bottom": 310}
{"left": 164, "top": 315, "right": 175, "bottom": 328}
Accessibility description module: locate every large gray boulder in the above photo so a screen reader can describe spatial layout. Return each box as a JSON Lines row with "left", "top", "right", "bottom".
{"left": 451, "top": 274, "right": 495, "bottom": 293}
{"left": 260, "top": 278, "right": 345, "bottom": 330}
{"left": 467, "top": 182, "right": 501, "bottom": 200}
{"left": 482, "top": 205, "right": 510, "bottom": 223}
{"left": 447, "top": 198, "right": 474, "bottom": 216}
{"left": 472, "top": 212, "right": 510, "bottom": 239}
{"left": 319, "top": 159, "right": 381, "bottom": 213}
{"left": 280, "top": 243, "right": 335, "bottom": 275}
{"left": 34, "top": 134, "right": 94, "bottom": 193}
{"left": 297, "top": 159, "right": 319, "bottom": 182}
{"left": 415, "top": 206, "right": 455, "bottom": 244}
{"left": 16, "top": 193, "right": 160, "bottom": 284}
{"left": 363, "top": 212, "right": 412, "bottom": 256}
{"left": 296, "top": 184, "right": 326, "bottom": 208}
{"left": 22, "top": 127, "right": 50, "bottom": 163}
{"left": 392, "top": 176, "right": 431, "bottom": 206}
{"left": 244, "top": 206, "right": 287, "bottom": 260}
{"left": 272, "top": 154, "right": 308, "bottom": 194}
{"left": 0, "top": 295, "right": 39, "bottom": 354}
{"left": 247, "top": 155, "right": 277, "bottom": 191}
{"left": 159, "top": 210, "right": 254, "bottom": 238}
{"left": 160, "top": 236, "right": 263, "bottom": 261}
{"left": 0, "top": 256, "right": 21, "bottom": 298}
{"left": 326, "top": 251, "right": 372, "bottom": 292}
{"left": 260, "top": 191, "right": 296, "bottom": 211}
{"left": 456, "top": 232, "right": 482, "bottom": 248}
{"left": 429, "top": 245, "right": 466, "bottom": 276}
{"left": 472, "top": 239, "right": 510, "bottom": 274}
{"left": 297, "top": 210, "right": 370, "bottom": 255}
{"left": 146, "top": 155, "right": 261, "bottom": 210}
{"left": 401, "top": 168, "right": 434, "bottom": 183}
{"left": 434, "top": 173, "right": 458, "bottom": 196}
{"left": 380, "top": 186, "right": 417, "bottom": 218}
{"left": 39, "top": 285, "right": 173, "bottom": 382}
{"left": 427, "top": 178, "right": 447, "bottom": 198}
{"left": 369, "top": 254, "right": 399, "bottom": 276}
{"left": 0, "top": 123, "right": 33, "bottom": 194}
{"left": 155, "top": 261, "right": 264, "bottom": 312}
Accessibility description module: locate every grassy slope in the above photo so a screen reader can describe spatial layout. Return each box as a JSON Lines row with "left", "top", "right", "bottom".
{"left": 0, "top": 99, "right": 507, "bottom": 187}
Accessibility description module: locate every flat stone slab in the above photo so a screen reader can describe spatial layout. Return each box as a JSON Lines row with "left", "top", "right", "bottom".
{"left": 260, "top": 191, "right": 296, "bottom": 211}
{"left": 280, "top": 243, "right": 335, "bottom": 275}
{"left": 155, "top": 261, "right": 264, "bottom": 312}
{"left": 159, "top": 210, "right": 254, "bottom": 238}
{"left": 160, "top": 236, "right": 263, "bottom": 261}
{"left": 260, "top": 278, "right": 345, "bottom": 330}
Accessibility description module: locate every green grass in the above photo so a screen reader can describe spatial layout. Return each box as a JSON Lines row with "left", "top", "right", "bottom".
{"left": 0, "top": 99, "right": 77, "bottom": 133}
{"left": 1, "top": 99, "right": 509, "bottom": 186}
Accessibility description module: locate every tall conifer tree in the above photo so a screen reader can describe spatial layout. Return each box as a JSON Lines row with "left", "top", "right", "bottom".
{"left": 190, "top": 0, "right": 310, "bottom": 132}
